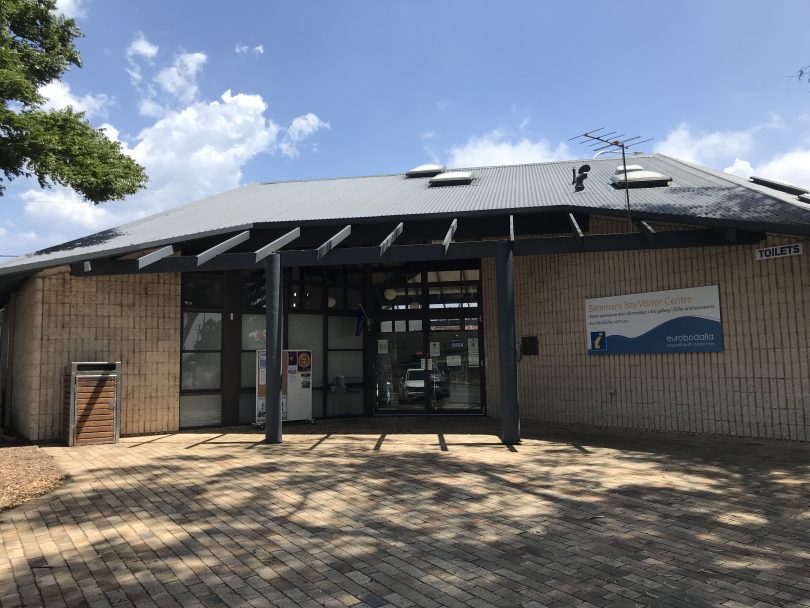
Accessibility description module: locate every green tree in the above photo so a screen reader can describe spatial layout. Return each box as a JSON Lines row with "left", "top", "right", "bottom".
{"left": 0, "top": 0, "right": 147, "bottom": 203}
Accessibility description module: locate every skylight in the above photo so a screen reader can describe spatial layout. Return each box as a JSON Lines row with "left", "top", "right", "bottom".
{"left": 750, "top": 176, "right": 809, "bottom": 196}
{"left": 611, "top": 168, "right": 672, "bottom": 188}
{"left": 429, "top": 171, "right": 473, "bottom": 186}
{"left": 406, "top": 163, "right": 446, "bottom": 178}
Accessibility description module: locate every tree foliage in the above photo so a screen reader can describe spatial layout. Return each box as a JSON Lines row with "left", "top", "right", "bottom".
{"left": 0, "top": 0, "right": 147, "bottom": 203}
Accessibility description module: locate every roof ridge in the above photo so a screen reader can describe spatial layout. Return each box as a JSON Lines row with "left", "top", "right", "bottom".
{"left": 257, "top": 154, "right": 659, "bottom": 185}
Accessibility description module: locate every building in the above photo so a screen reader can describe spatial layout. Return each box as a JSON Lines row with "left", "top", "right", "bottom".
{"left": 1, "top": 154, "right": 809, "bottom": 443}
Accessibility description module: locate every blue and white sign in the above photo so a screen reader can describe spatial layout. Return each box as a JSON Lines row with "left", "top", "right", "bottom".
{"left": 585, "top": 285, "right": 723, "bottom": 354}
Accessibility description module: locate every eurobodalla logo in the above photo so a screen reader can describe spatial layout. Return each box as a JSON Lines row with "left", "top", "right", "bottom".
{"left": 590, "top": 331, "right": 606, "bottom": 351}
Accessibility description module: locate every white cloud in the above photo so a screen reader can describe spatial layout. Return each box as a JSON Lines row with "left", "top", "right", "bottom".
{"left": 12, "top": 36, "right": 329, "bottom": 252}
{"left": 53, "top": 0, "right": 86, "bottom": 18}
{"left": 280, "top": 113, "right": 330, "bottom": 157}
{"left": 126, "top": 33, "right": 159, "bottom": 86}
{"left": 22, "top": 187, "right": 112, "bottom": 230}
{"left": 39, "top": 81, "right": 110, "bottom": 118}
{"left": 154, "top": 52, "right": 207, "bottom": 105}
{"left": 236, "top": 43, "right": 264, "bottom": 57}
{"left": 654, "top": 123, "right": 753, "bottom": 164}
{"left": 723, "top": 158, "right": 755, "bottom": 178}
{"left": 448, "top": 129, "right": 570, "bottom": 167}
{"left": 127, "top": 33, "right": 159, "bottom": 61}
{"left": 751, "top": 150, "right": 810, "bottom": 188}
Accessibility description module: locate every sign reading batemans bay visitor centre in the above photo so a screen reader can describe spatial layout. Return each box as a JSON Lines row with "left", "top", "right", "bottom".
{"left": 585, "top": 285, "right": 723, "bottom": 354}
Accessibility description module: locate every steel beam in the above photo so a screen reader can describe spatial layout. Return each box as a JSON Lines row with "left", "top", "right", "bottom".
{"left": 137, "top": 245, "right": 174, "bottom": 269}
{"left": 255, "top": 227, "right": 301, "bottom": 263}
{"left": 196, "top": 230, "right": 250, "bottom": 266}
{"left": 637, "top": 220, "right": 656, "bottom": 242}
{"left": 568, "top": 213, "right": 584, "bottom": 240}
{"left": 442, "top": 219, "right": 458, "bottom": 253}
{"left": 69, "top": 228, "right": 766, "bottom": 276}
{"left": 496, "top": 241, "right": 520, "bottom": 445}
{"left": 264, "top": 253, "right": 283, "bottom": 444}
{"left": 379, "top": 222, "right": 404, "bottom": 256}
{"left": 316, "top": 225, "right": 351, "bottom": 259}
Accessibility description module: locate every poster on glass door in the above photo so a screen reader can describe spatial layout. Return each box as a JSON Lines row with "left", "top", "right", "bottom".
{"left": 256, "top": 349, "right": 314, "bottom": 424}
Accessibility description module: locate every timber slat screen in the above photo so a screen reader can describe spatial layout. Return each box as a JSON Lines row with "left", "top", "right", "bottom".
{"left": 63, "top": 363, "right": 120, "bottom": 446}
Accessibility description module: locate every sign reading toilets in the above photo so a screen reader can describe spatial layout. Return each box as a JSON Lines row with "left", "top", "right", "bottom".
{"left": 585, "top": 285, "right": 723, "bottom": 354}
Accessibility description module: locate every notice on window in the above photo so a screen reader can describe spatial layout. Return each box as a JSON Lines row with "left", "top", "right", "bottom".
{"left": 585, "top": 285, "right": 723, "bottom": 354}
{"left": 446, "top": 355, "right": 462, "bottom": 367}
{"left": 377, "top": 339, "right": 388, "bottom": 355}
{"left": 429, "top": 341, "right": 441, "bottom": 357}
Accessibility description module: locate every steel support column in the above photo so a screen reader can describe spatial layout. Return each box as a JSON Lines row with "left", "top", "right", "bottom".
{"left": 496, "top": 241, "right": 520, "bottom": 444}
{"left": 264, "top": 253, "right": 283, "bottom": 444}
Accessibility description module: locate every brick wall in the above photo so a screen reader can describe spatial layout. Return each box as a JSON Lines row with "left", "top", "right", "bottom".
{"left": 9, "top": 267, "right": 180, "bottom": 440}
{"left": 483, "top": 223, "right": 810, "bottom": 441}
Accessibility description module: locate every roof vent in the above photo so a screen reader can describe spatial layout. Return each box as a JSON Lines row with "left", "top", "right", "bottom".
{"left": 611, "top": 168, "right": 672, "bottom": 188}
{"left": 750, "top": 175, "right": 809, "bottom": 196}
{"left": 429, "top": 171, "right": 473, "bottom": 186}
{"left": 406, "top": 163, "right": 446, "bottom": 178}
{"left": 615, "top": 165, "right": 644, "bottom": 174}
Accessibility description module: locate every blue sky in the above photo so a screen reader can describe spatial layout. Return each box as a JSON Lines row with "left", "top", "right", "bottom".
{"left": 2, "top": 0, "right": 810, "bottom": 256}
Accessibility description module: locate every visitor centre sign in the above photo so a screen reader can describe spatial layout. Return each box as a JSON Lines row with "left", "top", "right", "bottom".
{"left": 585, "top": 285, "right": 723, "bottom": 354}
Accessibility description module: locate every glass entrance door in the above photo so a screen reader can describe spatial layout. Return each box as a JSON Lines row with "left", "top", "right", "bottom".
{"left": 375, "top": 318, "right": 428, "bottom": 412}
{"left": 428, "top": 317, "right": 482, "bottom": 412}
{"left": 374, "top": 315, "right": 483, "bottom": 414}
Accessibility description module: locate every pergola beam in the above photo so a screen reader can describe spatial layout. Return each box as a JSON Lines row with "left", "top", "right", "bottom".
{"left": 316, "top": 225, "right": 352, "bottom": 260}
{"left": 568, "top": 213, "right": 584, "bottom": 240}
{"left": 442, "top": 219, "right": 458, "bottom": 253}
{"left": 637, "top": 220, "right": 656, "bottom": 242}
{"left": 137, "top": 245, "right": 174, "bottom": 269}
{"left": 379, "top": 222, "right": 404, "bottom": 256}
{"left": 196, "top": 230, "right": 250, "bottom": 266}
{"left": 70, "top": 228, "right": 765, "bottom": 277}
{"left": 255, "top": 227, "right": 301, "bottom": 263}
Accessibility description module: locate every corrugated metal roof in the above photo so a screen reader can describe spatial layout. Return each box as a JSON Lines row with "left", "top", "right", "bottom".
{"left": 1, "top": 153, "right": 809, "bottom": 277}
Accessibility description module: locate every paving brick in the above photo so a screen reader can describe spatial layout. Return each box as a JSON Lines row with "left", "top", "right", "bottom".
{"left": 1, "top": 419, "right": 809, "bottom": 607}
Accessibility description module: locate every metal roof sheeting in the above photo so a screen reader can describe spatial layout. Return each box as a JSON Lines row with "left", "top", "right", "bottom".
{"left": 1, "top": 153, "right": 809, "bottom": 277}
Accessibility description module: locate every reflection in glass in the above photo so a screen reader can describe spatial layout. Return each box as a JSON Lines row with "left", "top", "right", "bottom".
{"left": 182, "top": 312, "right": 222, "bottom": 350}
{"left": 241, "top": 314, "right": 266, "bottom": 349}
{"left": 181, "top": 352, "right": 221, "bottom": 390}
{"left": 182, "top": 275, "right": 222, "bottom": 308}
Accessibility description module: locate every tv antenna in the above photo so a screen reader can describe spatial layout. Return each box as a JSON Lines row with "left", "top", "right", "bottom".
{"left": 568, "top": 128, "right": 653, "bottom": 229}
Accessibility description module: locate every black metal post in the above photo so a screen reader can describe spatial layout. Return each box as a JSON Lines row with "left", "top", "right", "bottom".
{"left": 264, "top": 253, "right": 283, "bottom": 444}
{"left": 496, "top": 242, "right": 520, "bottom": 444}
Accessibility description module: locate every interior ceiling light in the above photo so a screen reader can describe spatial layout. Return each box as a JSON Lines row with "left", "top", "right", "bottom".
{"left": 429, "top": 171, "right": 473, "bottom": 186}
{"left": 750, "top": 175, "right": 809, "bottom": 196}
{"left": 406, "top": 163, "right": 446, "bottom": 177}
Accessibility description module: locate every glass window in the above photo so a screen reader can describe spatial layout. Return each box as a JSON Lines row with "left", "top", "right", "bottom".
{"left": 328, "top": 316, "right": 362, "bottom": 349}
{"left": 181, "top": 353, "right": 221, "bottom": 390}
{"left": 346, "top": 288, "right": 362, "bottom": 310}
{"left": 288, "top": 314, "right": 323, "bottom": 388}
{"left": 327, "top": 287, "right": 345, "bottom": 310}
{"left": 241, "top": 352, "right": 258, "bottom": 388}
{"left": 239, "top": 392, "right": 256, "bottom": 425}
{"left": 303, "top": 285, "right": 322, "bottom": 310}
{"left": 182, "top": 275, "right": 222, "bottom": 308}
{"left": 240, "top": 270, "right": 265, "bottom": 309}
{"left": 182, "top": 312, "right": 222, "bottom": 350}
{"left": 241, "top": 314, "right": 266, "bottom": 350}
{"left": 180, "top": 394, "right": 222, "bottom": 427}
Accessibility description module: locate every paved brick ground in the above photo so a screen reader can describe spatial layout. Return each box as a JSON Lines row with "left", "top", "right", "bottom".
{"left": 1, "top": 418, "right": 810, "bottom": 608}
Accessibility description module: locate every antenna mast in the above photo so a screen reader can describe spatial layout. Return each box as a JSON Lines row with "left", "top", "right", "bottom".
{"left": 568, "top": 129, "right": 653, "bottom": 230}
